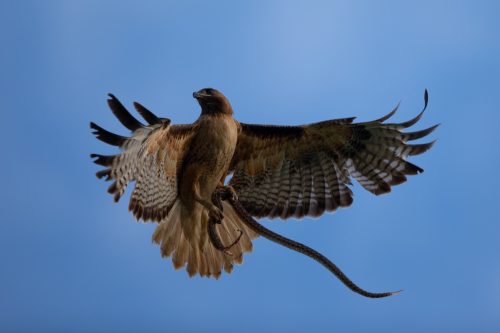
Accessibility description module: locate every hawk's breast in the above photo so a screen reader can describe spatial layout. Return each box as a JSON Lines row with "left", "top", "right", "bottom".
{"left": 184, "top": 115, "right": 239, "bottom": 195}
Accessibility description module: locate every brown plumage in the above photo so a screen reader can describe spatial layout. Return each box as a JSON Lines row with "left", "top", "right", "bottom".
{"left": 91, "top": 88, "right": 437, "bottom": 278}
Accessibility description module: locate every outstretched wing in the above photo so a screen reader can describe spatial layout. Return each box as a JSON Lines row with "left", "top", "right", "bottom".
{"left": 90, "top": 94, "right": 196, "bottom": 222}
{"left": 229, "top": 91, "right": 438, "bottom": 219}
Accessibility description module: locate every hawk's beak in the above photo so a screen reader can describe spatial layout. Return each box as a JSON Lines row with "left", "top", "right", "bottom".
{"left": 193, "top": 91, "right": 205, "bottom": 99}
{"left": 193, "top": 91, "right": 210, "bottom": 99}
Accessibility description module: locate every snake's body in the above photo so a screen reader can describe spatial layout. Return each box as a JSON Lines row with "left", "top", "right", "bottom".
{"left": 209, "top": 186, "right": 400, "bottom": 299}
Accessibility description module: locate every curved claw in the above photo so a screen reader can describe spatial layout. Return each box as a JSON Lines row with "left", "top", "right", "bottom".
{"left": 212, "top": 185, "right": 238, "bottom": 203}
{"left": 208, "top": 205, "right": 224, "bottom": 221}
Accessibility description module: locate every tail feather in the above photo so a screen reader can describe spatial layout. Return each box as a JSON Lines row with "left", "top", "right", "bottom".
{"left": 173, "top": 232, "right": 189, "bottom": 270}
{"left": 152, "top": 199, "right": 258, "bottom": 278}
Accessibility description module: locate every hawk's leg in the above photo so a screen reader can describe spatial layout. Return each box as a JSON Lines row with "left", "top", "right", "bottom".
{"left": 192, "top": 191, "right": 224, "bottom": 221}
{"left": 207, "top": 187, "right": 243, "bottom": 255}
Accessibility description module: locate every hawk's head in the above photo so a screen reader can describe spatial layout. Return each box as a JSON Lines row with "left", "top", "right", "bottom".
{"left": 193, "top": 88, "right": 233, "bottom": 115}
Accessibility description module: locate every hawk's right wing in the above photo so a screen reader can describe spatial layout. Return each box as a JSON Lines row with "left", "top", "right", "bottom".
{"left": 90, "top": 94, "right": 197, "bottom": 222}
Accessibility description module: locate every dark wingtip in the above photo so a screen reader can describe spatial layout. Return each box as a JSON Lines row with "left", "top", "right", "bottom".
{"left": 340, "top": 117, "right": 357, "bottom": 124}
{"left": 423, "top": 89, "right": 429, "bottom": 112}
{"left": 90, "top": 121, "right": 128, "bottom": 146}
{"left": 133, "top": 101, "right": 161, "bottom": 125}
{"left": 90, "top": 153, "right": 115, "bottom": 166}
{"left": 107, "top": 94, "right": 145, "bottom": 131}
{"left": 396, "top": 89, "right": 430, "bottom": 129}
{"left": 408, "top": 140, "right": 437, "bottom": 156}
{"left": 399, "top": 111, "right": 424, "bottom": 129}
{"left": 404, "top": 123, "right": 440, "bottom": 141}
{"left": 95, "top": 169, "right": 111, "bottom": 180}
{"left": 90, "top": 121, "right": 99, "bottom": 130}
{"left": 375, "top": 102, "right": 400, "bottom": 123}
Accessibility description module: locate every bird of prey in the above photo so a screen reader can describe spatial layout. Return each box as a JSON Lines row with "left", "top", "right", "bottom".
{"left": 91, "top": 88, "right": 437, "bottom": 283}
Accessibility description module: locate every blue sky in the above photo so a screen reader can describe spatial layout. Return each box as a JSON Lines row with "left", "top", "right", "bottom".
{"left": 1, "top": 1, "right": 499, "bottom": 332}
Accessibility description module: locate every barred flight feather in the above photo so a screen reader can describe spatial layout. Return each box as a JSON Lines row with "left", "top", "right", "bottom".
{"left": 91, "top": 95, "right": 196, "bottom": 222}
{"left": 107, "top": 93, "right": 145, "bottom": 131}
{"left": 90, "top": 122, "right": 128, "bottom": 147}
{"left": 133, "top": 101, "right": 161, "bottom": 125}
{"left": 229, "top": 91, "right": 437, "bottom": 219}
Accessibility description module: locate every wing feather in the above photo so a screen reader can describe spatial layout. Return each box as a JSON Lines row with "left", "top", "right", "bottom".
{"left": 90, "top": 122, "right": 128, "bottom": 146}
{"left": 91, "top": 94, "right": 196, "bottom": 222}
{"left": 133, "top": 101, "right": 161, "bottom": 125}
{"left": 107, "top": 93, "right": 145, "bottom": 131}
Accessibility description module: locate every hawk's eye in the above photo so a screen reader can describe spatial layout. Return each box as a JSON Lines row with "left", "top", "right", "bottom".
{"left": 205, "top": 89, "right": 213, "bottom": 95}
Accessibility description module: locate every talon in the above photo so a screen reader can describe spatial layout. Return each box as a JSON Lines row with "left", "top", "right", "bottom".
{"left": 225, "top": 185, "right": 238, "bottom": 201}
{"left": 209, "top": 205, "right": 224, "bottom": 221}
{"left": 208, "top": 186, "right": 244, "bottom": 255}
{"left": 213, "top": 185, "right": 238, "bottom": 202}
{"left": 211, "top": 188, "right": 225, "bottom": 210}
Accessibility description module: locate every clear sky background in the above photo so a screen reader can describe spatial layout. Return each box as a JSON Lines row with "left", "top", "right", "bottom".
{"left": 1, "top": 1, "right": 499, "bottom": 332}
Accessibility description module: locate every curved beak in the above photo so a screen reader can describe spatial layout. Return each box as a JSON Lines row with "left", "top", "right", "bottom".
{"left": 193, "top": 90, "right": 210, "bottom": 99}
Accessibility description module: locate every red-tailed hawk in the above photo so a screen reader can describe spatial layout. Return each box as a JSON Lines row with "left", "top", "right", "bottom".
{"left": 91, "top": 88, "right": 436, "bottom": 281}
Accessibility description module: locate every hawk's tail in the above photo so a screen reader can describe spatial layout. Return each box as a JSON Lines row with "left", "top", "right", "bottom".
{"left": 152, "top": 199, "right": 258, "bottom": 278}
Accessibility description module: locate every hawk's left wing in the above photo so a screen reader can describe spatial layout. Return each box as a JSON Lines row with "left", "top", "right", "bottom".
{"left": 229, "top": 93, "right": 438, "bottom": 219}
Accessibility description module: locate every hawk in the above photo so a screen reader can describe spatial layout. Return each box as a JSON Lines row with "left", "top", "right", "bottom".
{"left": 91, "top": 88, "right": 436, "bottom": 282}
